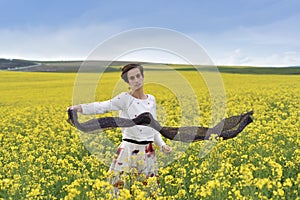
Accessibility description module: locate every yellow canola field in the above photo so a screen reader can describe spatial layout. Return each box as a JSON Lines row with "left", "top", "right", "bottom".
{"left": 0, "top": 70, "right": 299, "bottom": 199}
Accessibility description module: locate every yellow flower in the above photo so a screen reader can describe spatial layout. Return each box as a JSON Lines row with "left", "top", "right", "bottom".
{"left": 119, "top": 188, "right": 132, "bottom": 199}
{"left": 283, "top": 178, "right": 293, "bottom": 187}
{"left": 234, "top": 190, "right": 242, "bottom": 199}
{"left": 135, "top": 191, "right": 147, "bottom": 199}
{"left": 177, "top": 189, "right": 187, "bottom": 197}
{"left": 278, "top": 188, "right": 285, "bottom": 196}
{"left": 164, "top": 175, "right": 174, "bottom": 184}
{"left": 26, "top": 188, "right": 40, "bottom": 198}
{"left": 255, "top": 178, "right": 269, "bottom": 189}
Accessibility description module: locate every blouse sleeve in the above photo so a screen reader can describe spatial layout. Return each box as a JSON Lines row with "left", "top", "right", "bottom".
{"left": 154, "top": 132, "right": 166, "bottom": 149}
{"left": 80, "top": 92, "right": 127, "bottom": 115}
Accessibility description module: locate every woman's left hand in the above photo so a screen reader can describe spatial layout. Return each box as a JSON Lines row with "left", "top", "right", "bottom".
{"left": 162, "top": 145, "right": 172, "bottom": 154}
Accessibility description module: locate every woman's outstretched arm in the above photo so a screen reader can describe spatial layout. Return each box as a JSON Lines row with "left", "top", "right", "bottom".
{"left": 67, "top": 108, "right": 152, "bottom": 132}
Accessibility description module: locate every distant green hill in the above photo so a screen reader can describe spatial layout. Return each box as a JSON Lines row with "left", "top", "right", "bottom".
{"left": 217, "top": 66, "right": 300, "bottom": 75}
{"left": 0, "top": 59, "right": 37, "bottom": 70}
{"left": 174, "top": 65, "right": 300, "bottom": 75}
{"left": 0, "top": 58, "right": 299, "bottom": 74}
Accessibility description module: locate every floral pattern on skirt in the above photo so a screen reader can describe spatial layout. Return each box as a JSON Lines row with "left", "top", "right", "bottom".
{"left": 108, "top": 140, "right": 157, "bottom": 189}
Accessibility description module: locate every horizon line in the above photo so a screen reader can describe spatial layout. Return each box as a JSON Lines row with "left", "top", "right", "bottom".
{"left": 1, "top": 57, "right": 299, "bottom": 68}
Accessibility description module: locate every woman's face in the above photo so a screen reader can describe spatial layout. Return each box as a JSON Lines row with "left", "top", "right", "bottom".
{"left": 127, "top": 67, "right": 144, "bottom": 91}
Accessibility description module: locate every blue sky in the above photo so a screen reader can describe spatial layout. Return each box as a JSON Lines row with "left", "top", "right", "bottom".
{"left": 0, "top": 0, "right": 299, "bottom": 66}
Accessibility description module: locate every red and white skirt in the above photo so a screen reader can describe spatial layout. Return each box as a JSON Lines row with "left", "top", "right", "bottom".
{"left": 108, "top": 140, "right": 158, "bottom": 188}
{"left": 109, "top": 140, "right": 157, "bottom": 176}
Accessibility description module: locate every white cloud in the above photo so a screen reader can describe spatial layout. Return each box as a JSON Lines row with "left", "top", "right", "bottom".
{"left": 0, "top": 24, "right": 124, "bottom": 60}
{"left": 213, "top": 48, "right": 300, "bottom": 67}
{"left": 212, "top": 13, "right": 300, "bottom": 47}
{"left": 254, "top": 51, "right": 300, "bottom": 67}
{"left": 188, "top": 13, "right": 300, "bottom": 67}
{"left": 1, "top": 12, "right": 300, "bottom": 67}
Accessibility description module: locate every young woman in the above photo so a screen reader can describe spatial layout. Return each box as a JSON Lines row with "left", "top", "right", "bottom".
{"left": 67, "top": 63, "right": 254, "bottom": 192}
{"left": 68, "top": 64, "right": 171, "bottom": 188}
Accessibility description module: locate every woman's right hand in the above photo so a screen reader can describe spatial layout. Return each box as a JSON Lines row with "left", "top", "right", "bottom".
{"left": 68, "top": 105, "right": 83, "bottom": 113}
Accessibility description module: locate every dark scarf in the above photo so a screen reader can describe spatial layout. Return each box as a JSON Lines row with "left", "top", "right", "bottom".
{"left": 67, "top": 109, "right": 253, "bottom": 142}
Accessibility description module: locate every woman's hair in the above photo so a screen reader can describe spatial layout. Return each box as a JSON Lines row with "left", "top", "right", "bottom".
{"left": 121, "top": 63, "right": 144, "bottom": 83}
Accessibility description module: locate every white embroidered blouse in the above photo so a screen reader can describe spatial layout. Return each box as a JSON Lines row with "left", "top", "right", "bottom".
{"left": 80, "top": 92, "right": 166, "bottom": 148}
